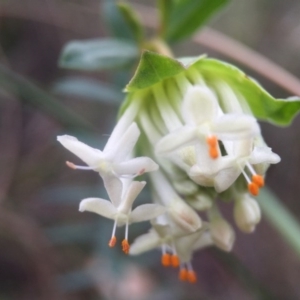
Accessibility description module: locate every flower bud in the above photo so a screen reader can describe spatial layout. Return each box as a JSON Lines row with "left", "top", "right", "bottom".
{"left": 234, "top": 195, "right": 261, "bottom": 233}
{"left": 186, "top": 193, "right": 213, "bottom": 211}
{"left": 210, "top": 217, "right": 235, "bottom": 252}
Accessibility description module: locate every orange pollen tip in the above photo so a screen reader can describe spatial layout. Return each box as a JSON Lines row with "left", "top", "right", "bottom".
{"left": 66, "top": 161, "right": 76, "bottom": 169}
{"left": 187, "top": 270, "right": 197, "bottom": 284}
{"left": 179, "top": 269, "right": 188, "bottom": 281}
{"left": 252, "top": 174, "right": 265, "bottom": 187}
{"left": 206, "top": 136, "right": 217, "bottom": 147}
{"left": 171, "top": 255, "right": 180, "bottom": 268}
{"left": 161, "top": 253, "right": 171, "bottom": 267}
{"left": 108, "top": 236, "right": 117, "bottom": 248}
{"left": 122, "top": 239, "right": 130, "bottom": 254}
{"left": 209, "top": 147, "right": 219, "bottom": 159}
{"left": 248, "top": 182, "right": 259, "bottom": 196}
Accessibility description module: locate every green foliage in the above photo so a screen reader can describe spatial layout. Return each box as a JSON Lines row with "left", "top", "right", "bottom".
{"left": 52, "top": 77, "right": 123, "bottom": 105}
{"left": 59, "top": 38, "right": 138, "bottom": 71}
{"left": 190, "top": 58, "right": 300, "bottom": 126}
{"left": 125, "top": 50, "right": 184, "bottom": 91}
{"left": 162, "top": 0, "right": 230, "bottom": 43}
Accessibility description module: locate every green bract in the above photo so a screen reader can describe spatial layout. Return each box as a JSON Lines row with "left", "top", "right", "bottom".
{"left": 124, "top": 51, "right": 300, "bottom": 126}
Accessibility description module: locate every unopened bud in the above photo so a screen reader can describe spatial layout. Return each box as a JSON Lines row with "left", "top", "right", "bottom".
{"left": 210, "top": 217, "right": 235, "bottom": 252}
{"left": 234, "top": 195, "right": 261, "bottom": 233}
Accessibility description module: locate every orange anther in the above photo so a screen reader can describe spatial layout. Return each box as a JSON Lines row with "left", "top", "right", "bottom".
{"left": 248, "top": 182, "right": 259, "bottom": 196}
{"left": 179, "top": 268, "right": 188, "bottom": 281}
{"left": 206, "top": 136, "right": 217, "bottom": 148}
{"left": 161, "top": 253, "right": 171, "bottom": 267}
{"left": 252, "top": 175, "right": 265, "bottom": 188}
{"left": 209, "top": 147, "right": 219, "bottom": 159}
{"left": 187, "top": 270, "right": 197, "bottom": 283}
{"left": 171, "top": 255, "right": 180, "bottom": 268}
{"left": 122, "top": 239, "right": 130, "bottom": 254}
{"left": 108, "top": 236, "right": 117, "bottom": 248}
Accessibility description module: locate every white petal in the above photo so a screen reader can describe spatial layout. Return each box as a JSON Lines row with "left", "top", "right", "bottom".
{"left": 102, "top": 174, "right": 123, "bottom": 207}
{"left": 214, "top": 166, "right": 241, "bottom": 192}
{"left": 249, "top": 147, "right": 281, "bottom": 165}
{"left": 79, "top": 197, "right": 117, "bottom": 219}
{"left": 106, "top": 122, "right": 140, "bottom": 162}
{"left": 114, "top": 157, "right": 159, "bottom": 176}
{"left": 211, "top": 114, "right": 260, "bottom": 140}
{"left": 129, "top": 230, "right": 161, "bottom": 255}
{"left": 118, "top": 181, "right": 146, "bottom": 214}
{"left": 182, "top": 86, "right": 218, "bottom": 125}
{"left": 57, "top": 135, "right": 103, "bottom": 166}
{"left": 130, "top": 204, "right": 166, "bottom": 223}
{"left": 155, "top": 126, "right": 197, "bottom": 155}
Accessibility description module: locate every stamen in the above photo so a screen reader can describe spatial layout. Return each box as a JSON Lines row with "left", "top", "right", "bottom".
{"left": 161, "top": 253, "right": 171, "bottom": 267}
{"left": 187, "top": 270, "right": 197, "bottom": 283}
{"left": 248, "top": 182, "right": 259, "bottom": 196}
{"left": 209, "top": 147, "right": 219, "bottom": 159}
{"left": 108, "top": 236, "right": 117, "bottom": 248}
{"left": 66, "top": 161, "right": 94, "bottom": 170}
{"left": 171, "top": 254, "right": 180, "bottom": 268}
{"left": 252, "top": 174, "right": 265, "bottom": 188}
{"left": 206, "top": 136, "right": 217, "bottom": 148}
{"left": 179, "top": 268, "right": 188, "bottom": 281}
{"left": 122, "top": 239, "right": 130, "bottom": 254}
{"left": 138, "top": 168, "right": 145, "bottom": 176}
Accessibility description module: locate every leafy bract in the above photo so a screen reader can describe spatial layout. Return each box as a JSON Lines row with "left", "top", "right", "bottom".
{"left": 59, "top": 38, "right": 138, "bottom": 71}
{"left": 125, "top": 52, "right": 300, "bottom": 126}
{"left": 125, "top": 51, "right": 185, "bottom": 91}
{"left": 189, "top": 58, "right": 300, "bottom": 126}
{"left": 164, "top": 0, "right": 230, "bottom": 43}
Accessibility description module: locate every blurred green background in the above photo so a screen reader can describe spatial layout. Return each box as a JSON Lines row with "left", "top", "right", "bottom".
{"left": 1, "top": 0, "right": 300, "bottom": 299}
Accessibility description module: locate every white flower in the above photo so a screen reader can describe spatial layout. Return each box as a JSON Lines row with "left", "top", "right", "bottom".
{"left": 79, "top": 181, "right": 165, "bottom": 254}
{"left": 156, "top": 86, "right": 259, "bottom": 159}
{"left": 234, "top": 194, "right": 261, "bottom": 233}
{"left": 57, "top": 122, "right": 159, "bottom": 203}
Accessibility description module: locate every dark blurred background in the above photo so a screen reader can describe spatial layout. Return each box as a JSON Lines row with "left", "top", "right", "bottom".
{"left": 1, "top": 0, "right": 300, "bottom": 299}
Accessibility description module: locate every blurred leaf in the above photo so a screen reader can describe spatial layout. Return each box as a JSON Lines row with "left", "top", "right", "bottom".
{"left": 57, "top": 271, "right": 93, "bottom": 292}
{"left": 258, "top": 188, "right": 300, "bottom": 259}
{"left": 164, "top": 0, "right": 230, "bottom": 43}
{"left": 59, "top": 38, "right": 138, "bottom": 71}
{"left": 188, "top": 57, "right": 300, "bottom": 126}
{"left": 103, "top": 0, "right": 139, "bottom": 42}
{"left": 117, "top": 2, "right": 144, "bottom": 45}
{"left": 0, "top": 64, "right": 94, "bottom": 132}
{"left": 157, "top": 0, "right": 175, "bottom": 36}
{"left": 45, "top": 223, "right": 99, "bottom": 244}
{"left": 52, "top": 77, "right": 123, "bottom": 105}
{"left": 126, "top": 50, "right": 184, "bottom": 91}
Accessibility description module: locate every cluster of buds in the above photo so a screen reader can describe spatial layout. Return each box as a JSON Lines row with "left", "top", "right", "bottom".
{"left": 57, "top": 52, "right": 281, "bottom": 283}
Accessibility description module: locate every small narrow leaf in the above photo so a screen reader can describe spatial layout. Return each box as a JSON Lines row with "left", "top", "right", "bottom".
{"left": 117, "top": 2, "right": 144, "bottom": 45}
{"left": 0, "top": 64, "right": 94, "bottom": 132}
{"left": 59, "top": 38, "right": 138, "bottom": 71}
{"left": 126, "top": 51, "right": 185, "bottom": 91}
{"left": 165, "top": 0, "right": 230, "bottom": 43}
{"left": 52, "top": 77, "right": 123, "bottom": 105}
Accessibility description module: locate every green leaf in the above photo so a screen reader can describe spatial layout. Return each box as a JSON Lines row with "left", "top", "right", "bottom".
{"left": 59, "top": 38, "right": 138, "bottom": 71}
{"left": 258, "top": 188, "right": 300, "bottom": 259}
{"left": 165, "top": 0, "right": 230, "bottom": 43}
{"left": 52, "top": 77, "right": 123, "bottom": 105}
{"left": 157, "top": 0, "right": 175, "bottom": 36}
{"left": 125, "top": 50, "right": 185, "bottom": 91}
{"left": 190, "top": 58, "right": 300, "bottom": 126}
{"left": 117, "top": 2, "right": 144, "bottom": 45}
{"left": 0, "top": 64, "right": 94, "bottom": 132}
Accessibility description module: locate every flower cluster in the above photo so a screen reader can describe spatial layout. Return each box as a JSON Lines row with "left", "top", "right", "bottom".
{"left": 57, "top": 53, "right": 281, "bottom": 283}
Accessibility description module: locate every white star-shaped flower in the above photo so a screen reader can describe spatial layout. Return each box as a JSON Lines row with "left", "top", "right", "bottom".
{"left": 79, "top": 180, "right": 165, "bottom": 254}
